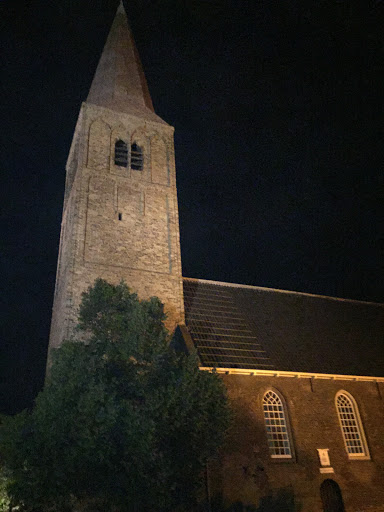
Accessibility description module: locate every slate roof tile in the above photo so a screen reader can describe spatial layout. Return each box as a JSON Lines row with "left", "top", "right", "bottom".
{"left": 183, "top": 278, "right": 384, "bottom": 377}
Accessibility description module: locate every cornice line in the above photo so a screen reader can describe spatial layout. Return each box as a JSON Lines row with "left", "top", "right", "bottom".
{"left": 199, "top": 367, "right": 384, "bottom": 382}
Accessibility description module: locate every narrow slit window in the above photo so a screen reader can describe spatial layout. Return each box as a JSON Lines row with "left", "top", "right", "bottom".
{"left": 131, "top": 142, "right": 143, "bottom": 170}
{"left": 118, "top": 212, "right": 122, "bottom": 221}
{"left": 115, "top": 140, "right": 128, "bottom": 167}
{"left": 336, "top": 391, "right": 369, "bottom": 459}
{"left": 263, "top": 390, "right": 292, "bottom": 459}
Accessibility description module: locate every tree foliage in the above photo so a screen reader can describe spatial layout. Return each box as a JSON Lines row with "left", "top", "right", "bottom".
{"left": 0, "top": 466, "right": 11, "bottom": 512}
{"left": 0, "top": 280, "right": 230, "bottom": 511}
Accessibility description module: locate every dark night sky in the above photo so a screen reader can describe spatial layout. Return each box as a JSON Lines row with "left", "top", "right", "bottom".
{"left": 1, "top": 0, "right": 383, "bottom": 413}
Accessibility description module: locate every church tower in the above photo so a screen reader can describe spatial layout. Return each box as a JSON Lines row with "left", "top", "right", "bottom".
{"left": 49, "top": 3, "right": 184, "bottom": 351}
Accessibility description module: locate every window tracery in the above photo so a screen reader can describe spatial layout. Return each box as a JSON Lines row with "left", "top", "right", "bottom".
{"left": 263, "top": 390, "right": 292, "bottom": 458}
{"left": 336, "top": 391, "right": 369, "bottom": 458}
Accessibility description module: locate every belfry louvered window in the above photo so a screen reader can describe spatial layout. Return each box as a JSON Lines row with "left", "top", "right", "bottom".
{"left": 131, "top": 142, "right": 143, "bottom": 170}
{"left": 263, "top": 390, "right": 292, "bottom": 458}
{"left": 114, "top": 139, "right": 128, "bottom": 167}
{"left": 336, "top": 391, "right": 369, "bottom": 459}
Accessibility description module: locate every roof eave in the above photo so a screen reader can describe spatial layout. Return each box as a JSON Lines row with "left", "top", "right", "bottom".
{"left": 199, "top": 367, "right": 384, "bottom": 382}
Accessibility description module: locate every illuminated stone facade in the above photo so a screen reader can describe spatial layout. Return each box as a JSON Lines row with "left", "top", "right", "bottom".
{"left": 49, "top": 5, "right": 183, "bottom": 352}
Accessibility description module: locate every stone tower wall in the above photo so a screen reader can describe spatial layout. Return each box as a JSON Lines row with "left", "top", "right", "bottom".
{"left": 49, "top": 103, "right": 184, "bottom": 351}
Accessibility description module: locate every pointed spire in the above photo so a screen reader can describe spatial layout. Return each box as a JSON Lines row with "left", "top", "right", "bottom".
{"left": 87, "top": 2, "right": 154, "bottom": 114}
{"left": 116, "top": 1, "right": 125, "bottom": 14}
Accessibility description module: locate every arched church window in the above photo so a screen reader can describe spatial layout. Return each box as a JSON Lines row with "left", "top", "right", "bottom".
{"left": 131, "top": 142, "right": 143, "bottom": 170}
{"left": 114, "top": 139, "right": 128, "bottom": 167}
{"left": 263, "top": 390, "right": 293, "bottom": 458}
{"left": 335, "top": 391, "right": 369, "bottom": 459}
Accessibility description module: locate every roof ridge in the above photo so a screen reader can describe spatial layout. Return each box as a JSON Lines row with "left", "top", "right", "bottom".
{"left": 182, "top": 276, "right": 384, "bottom": 307}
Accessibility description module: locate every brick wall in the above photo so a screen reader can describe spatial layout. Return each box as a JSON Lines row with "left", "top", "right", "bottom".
{"left": 210, "top": 374, "right": 384, "bottom": 511}
{"left": 49, "top": 102, "right": 184, "bottom": 352}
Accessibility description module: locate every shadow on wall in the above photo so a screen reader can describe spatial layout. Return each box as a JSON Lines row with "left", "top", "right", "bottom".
{"left": 211, "top": 486, "right": 299, "bottom": 512}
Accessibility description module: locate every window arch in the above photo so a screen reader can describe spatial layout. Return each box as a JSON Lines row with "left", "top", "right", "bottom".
{"left": 320, "top": 479, "right": 345, "bottom": 512}
{"left": 131, "top": 142, "right": 143, "bottom": 170}
{"left": 114, "top": 139, "right": 128, "bottom": 167}
{"left": 263, "top": 390, "right": 293, "bottom": 458}
{"left": 335, "top": 391, "right": 369, "bottom": 459}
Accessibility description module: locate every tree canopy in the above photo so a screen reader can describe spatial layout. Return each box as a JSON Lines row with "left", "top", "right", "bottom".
{"left": 0, "top": 279, "right": 230, "bottom": 511}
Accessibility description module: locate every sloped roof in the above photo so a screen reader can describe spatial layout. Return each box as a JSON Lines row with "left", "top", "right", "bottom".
{"left": 183, "top": 278, "right": 384, "bottom": 377}
{"left": 87, "top": 3, "right": 167, "bottom": 125}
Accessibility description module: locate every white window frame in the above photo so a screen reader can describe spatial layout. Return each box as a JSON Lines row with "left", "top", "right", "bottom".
{"left": 263, "top": 389, "right": 293, "bottom": 459}
{"left": 335, "top": 390, "right": 370, "bottom": 460}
